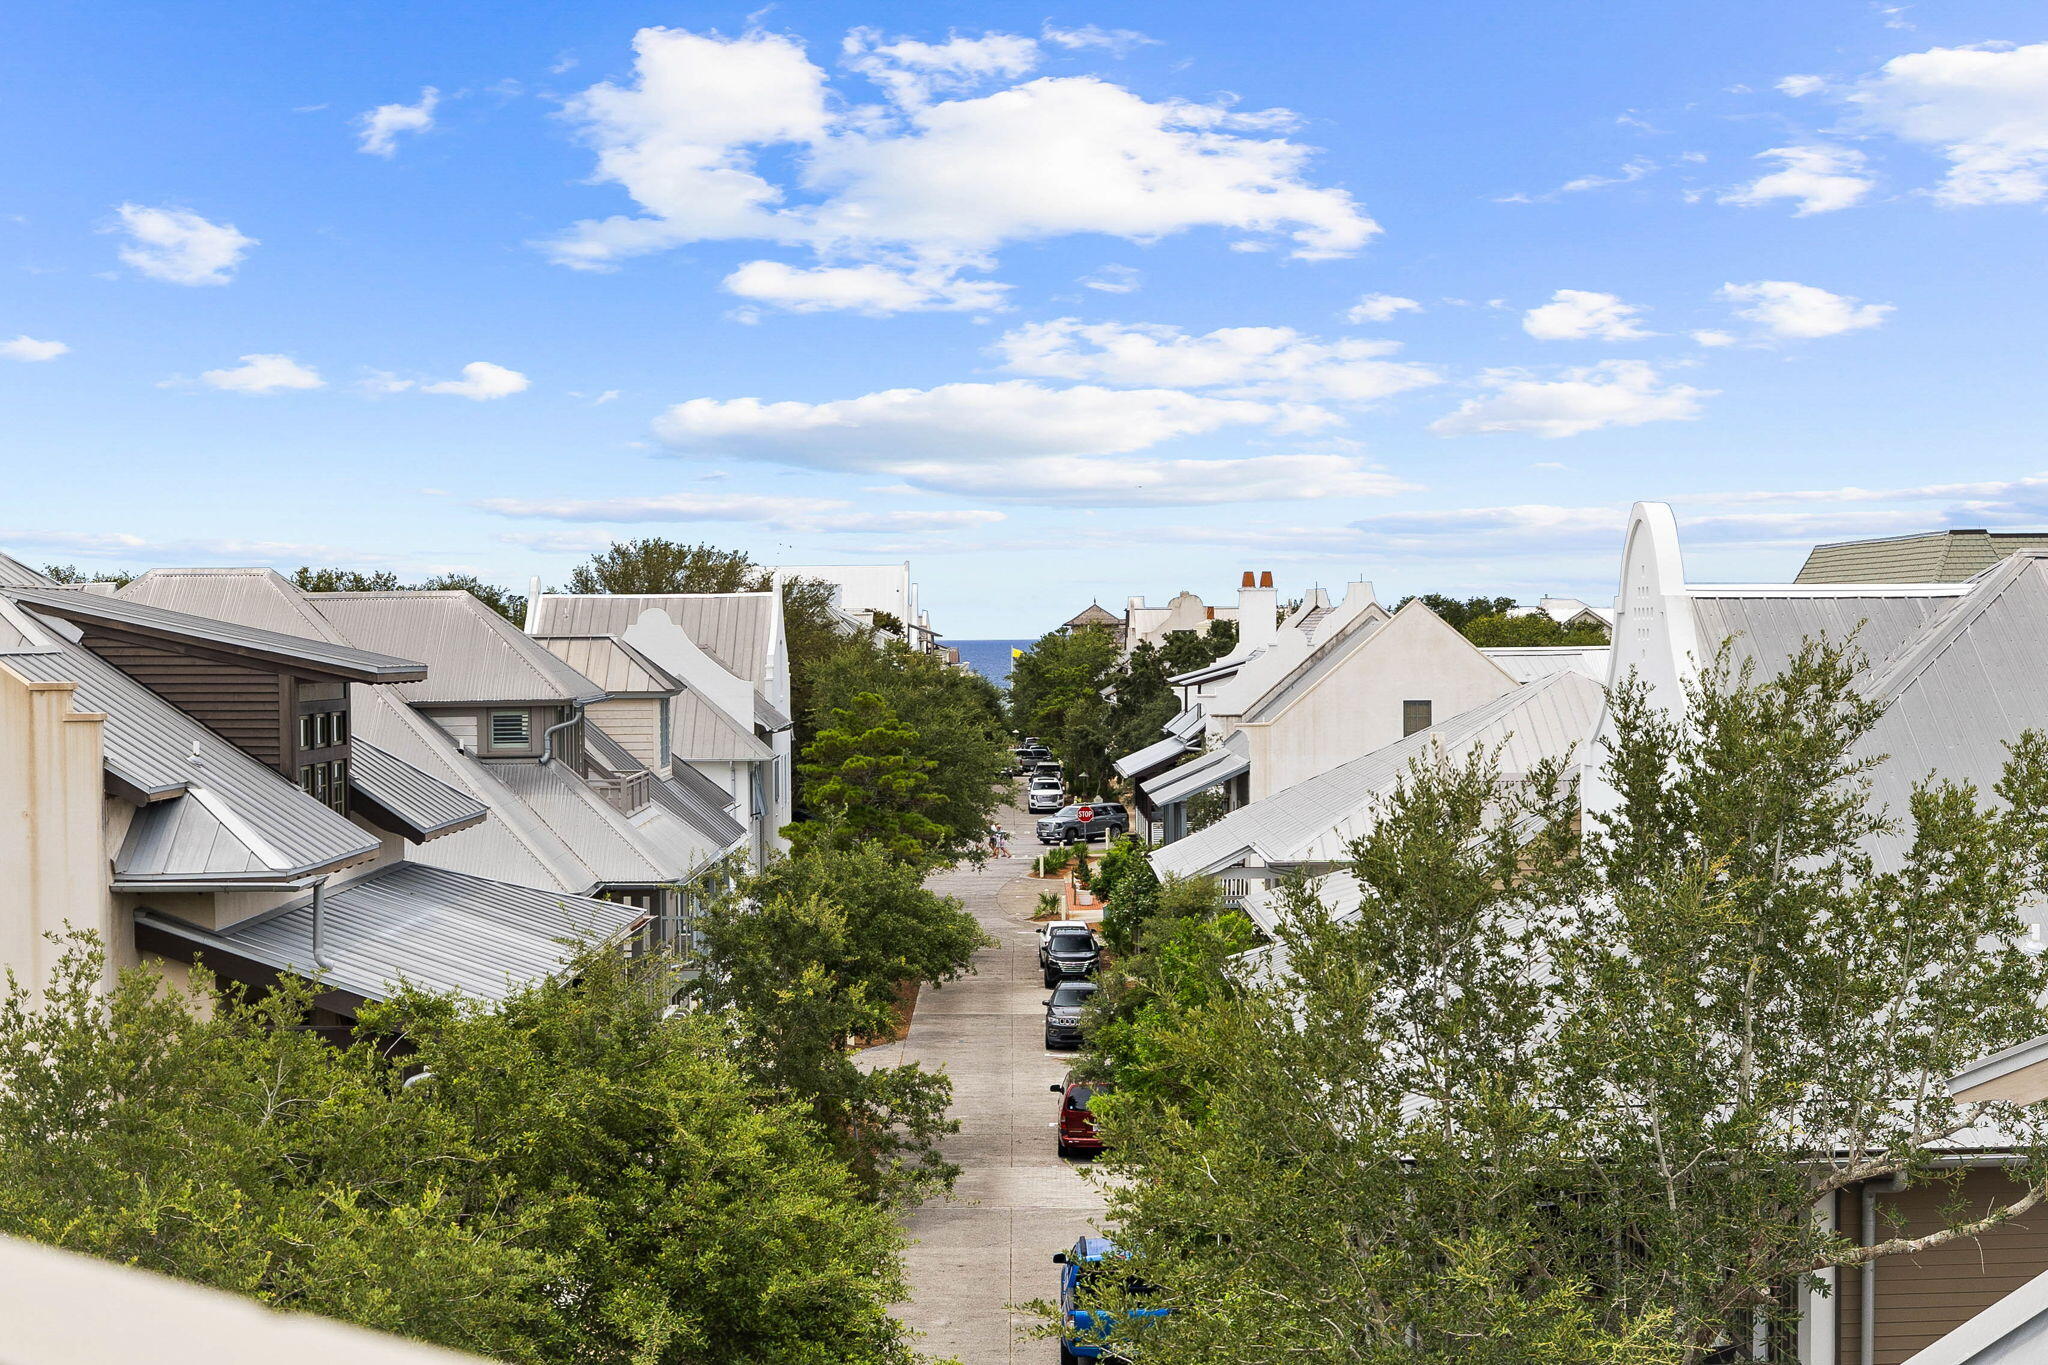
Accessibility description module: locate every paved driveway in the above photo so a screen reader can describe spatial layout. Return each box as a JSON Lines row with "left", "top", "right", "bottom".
{"left": 868, "top": 799, "right": 1107, "bottom": 1364}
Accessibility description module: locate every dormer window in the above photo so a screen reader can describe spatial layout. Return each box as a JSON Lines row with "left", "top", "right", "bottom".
{"left": 490, "top": 710, "right": 532, "bottom": 750}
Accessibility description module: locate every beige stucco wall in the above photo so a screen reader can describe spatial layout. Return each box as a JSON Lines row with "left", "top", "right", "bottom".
{"left": 1239, "top": 607, "right": 1516, "bottom": 800}
{"left": 0, "top": 664, "right": 115, "bottom": 994}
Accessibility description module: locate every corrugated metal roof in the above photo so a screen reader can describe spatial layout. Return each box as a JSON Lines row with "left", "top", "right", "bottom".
{"left": 310, "top": 593, "right": 604, "bottom": 705}
{"left": 671, "top": 686, "right": 771, "bottom": 762}
{"left": 1143, "top": 731, "right": 1252, "bottom": 807}
{"left": 1483, "top": 647, "right": 1612, "bottom": 682}
{"left": 0, "top": 551, "right": 56, "bottom": 588}
{"left": 138, "top": 861, "right": 640, "bottom": 1002}
{"left": 668, "top": 757, "right": 739, "bottom": 809}
{"left": 482, "top": 758, "right": 709, "bottom": 884}
{"left": 587, "top": 723, "right": 746, "bottom": 852}
{"left": 1, "top": 633, "right": 379, "bottom": 876}
{"left": 1689, "top": 592, "right": 1959, "bottom": 681}
{"left": 349, "top": 687, "right": 602, "bottom": 894}
{"left": 1152, "top": 672, "right": 1605, "bottom": 879}
{"left": 754, "top": 692, "right": 791, "bottom": 732}
{"left": 1114, "top": 734, "right": 1191, "bottom": 780}
{"left": 530, "top": 593, "right": 775, "bottom": 685}
{"left": 118, "top": 568, "right": 352, "bottom": 644}
{"left": 533, "top": 635, "right": 679, "bottom": 695}
{"left": 9, "top": 587, "right": 425, "bottom": 682}
{"left": 349, "top": 741, "right": 489, "bottom": 841}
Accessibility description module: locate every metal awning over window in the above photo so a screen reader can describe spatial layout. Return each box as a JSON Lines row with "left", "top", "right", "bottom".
{"left": 1142, "top": 738, "right": 1250, "bottom": 808}
{"left": 1113, "top": 734, "right": 1191, "bottom": 782}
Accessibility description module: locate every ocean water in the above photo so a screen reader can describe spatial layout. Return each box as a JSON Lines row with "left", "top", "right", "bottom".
{"left": 953, "top": 638, "right": 1033, "bottom": 688}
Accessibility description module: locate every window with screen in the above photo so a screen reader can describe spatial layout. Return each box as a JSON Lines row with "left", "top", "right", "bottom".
{"left": 1403, "top": 699, "right": 1432, "bottom": 736}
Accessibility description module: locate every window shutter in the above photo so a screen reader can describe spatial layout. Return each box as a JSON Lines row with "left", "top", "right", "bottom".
{"left": 490, "top": 711, "right": 532, "bottom": 748}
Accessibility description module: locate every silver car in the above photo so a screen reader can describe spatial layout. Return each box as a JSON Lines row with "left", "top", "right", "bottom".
{"left": 1044, "top": 979, "right": 1097, "bottom": 1050}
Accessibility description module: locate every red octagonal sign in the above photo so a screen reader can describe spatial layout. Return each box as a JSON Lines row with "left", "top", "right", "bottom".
{"left": 1077, "top": 806, "right": 1094, "bottom": 823}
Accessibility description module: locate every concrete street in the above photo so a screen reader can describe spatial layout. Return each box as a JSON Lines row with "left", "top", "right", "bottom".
{"left": 868, "top": 798, "right": 1107, "bottom": 1364}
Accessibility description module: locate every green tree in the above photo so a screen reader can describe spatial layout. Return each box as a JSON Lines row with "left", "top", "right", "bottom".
{"left": 1462, "top": 612, "right": 1609, "bottom": 647}
{"left": 787, "top": 691, "right": 950, "bottom": 863}
{"left": 1392, "top": 592, "right": 1518, "bottom": 630}
{"left": 564, "top": 537, "right": 760, "bottom": 594}
{"left": 40, "top": 563, "right": 134, "bottom": 587}
{"left": 692, "top": 886, "right": 961, "bottom": 1205}
{"left": 293, "top": 566, "right": 405, "bottom": 592}
{"left": 1008, "top": 624, "right": 1122, "bottom": 797}
{"left": 1084, "top": 639, "right": 2048, "bottom": 1362}
{"left": 416, "top": 572, "right": 525, "bottom": 623}
{"left": 1104, "top": 622, "right": 1238, "bottom": 768}
{"left": 288, "top": 567, "right": 527, "bottom": 622}
{"left": 0, "top": 935, "right": 922, "bottom": 1365}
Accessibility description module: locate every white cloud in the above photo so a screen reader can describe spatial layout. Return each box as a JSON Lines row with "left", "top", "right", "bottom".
{"left": 651, "top": 379, "right": 1292, "bottom": 469}
{"left": 1719, "top": 145, "right": 1874, "bottom": 215}
{"left": 1041, "top": 24, "right": 1156, "bottom": 55}
{"left": 1521, "top": 289, "right": 1653, "bottom": 341}
{"left": 199, "top": 354, "right": 324, "bottom": 394}
{"left": 546, "top": 26, "right": 1377, "bottom": 305}
{"left": 842, "top": 28, "right": 1040, "bottom": 106}
{"left": 0, "top": 528, "right": 406, "bottom": 565}
{"left": 357, "top": 87, "right": 440, "bottom": 156}
{"left": 723, "top": 259, "right": 1007, "bottom": 313}
{"left": 1718, "top": 280, "right": 1892, "bottom": 338}
{"left": 1778, "top": 74, "right": 1828, "bottom": 97}
{"left": 1429, "top": 360, "right": 1711, "bottom": 439}
{"left": 479, "top": 491, "right": 1006, "bottom": 532}
{"left": 1843, "top": 41, "right": 2048, "bottom": 205}
{"left": 1079, "top": 263, "right": 1143, "bottom": 293}
{"left": 419, "top": 361, "right": 531, "bottom": 399}
{"left": 1691, "top": 329, "right": 1739, "bottom": 347}
{"left": 1497, "top": 156, "right": 1657, "bottom": 204}
{"left": 1345, "top": 293, "right": 1421, "bottom": 323}
{"left": 0, "top": 335, "right": 67, "bottom": 362}
{"left": 886, "top": 452, "right": 1417, "bottom": 505}
{"left": 991, "top": 318, "right": 1441, "bottom": 403}
{"left": 111, "top": 204, "right": 256, "bottom": 285}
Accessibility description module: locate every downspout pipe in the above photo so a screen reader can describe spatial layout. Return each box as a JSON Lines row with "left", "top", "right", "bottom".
{"left": 540, "top": 701, "right": 586, "bottom": 767}
{"left": 308, "top": 876, "right": 334, "bottom": 972}
{"left": 1862, "top": 1170, "right": 1909, "bottom": 1365}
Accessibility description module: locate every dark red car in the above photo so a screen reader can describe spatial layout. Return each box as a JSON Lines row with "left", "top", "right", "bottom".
{"left": 1050, "top": 1077, "right": 1107, "bottom": 1158}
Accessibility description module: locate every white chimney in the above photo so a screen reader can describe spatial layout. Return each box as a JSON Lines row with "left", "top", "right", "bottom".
{"left": 1237, "top": 569, "right": 1278, "bottom": 650}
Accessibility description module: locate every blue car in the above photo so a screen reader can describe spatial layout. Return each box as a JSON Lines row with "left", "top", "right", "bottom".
{"left": 1054, "top": 1236, "right": 1168, "bottom": 1363}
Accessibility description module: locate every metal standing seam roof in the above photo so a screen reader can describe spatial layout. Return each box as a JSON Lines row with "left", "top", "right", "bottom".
{"left": 668, "top": 757, "right": 740, "bottom": 809}
{"left": 117, "top": 568, "right": 353, "bottom": 645}
{"left": 1171, "top": 648, "right": 1262, "bottom": 688}
{"left": 1150, "top": 672, "right": 1607, "bottom": 880}
{"left": 136, "top": 861, "right": 641, "bottom": 1003}
{"left": 1164, "top": 705, "right": 1206, "bottom": 741}
{"left": 1687, "top": 590, "right": 1963, "bottom": 683}
{"left": 1114, "top": 734, "right": 1192, "bottom": 781}
{"left": 0, "top": 633, "right": 379, "bottom": 878}
{"left": 1141, "top": 731, "right": 1252, "bottom": 807}
{"left": 529, "top": 593, "right": 776, "bottom": 686}
{"left": 482, "top": 758, "right": 716, "bottom": 884}
{"left": 672, "top": 686, "right": 773, "bottom": 763}
{"left": 754, "top": 693, "right": 792, "bottom": 732}
{"left": 349, "top": 741, "right": 490, "bottom": 841}
{"left": 1483, "top": 647, "right": 1613, "bottom": 683}
{"left": 348, "top": 686, "right": 603, "bottom": 894}
{"left": 586, "top": 723, "right": 747, "bottom": 853}
{"left": 8, "top": 587, "right": 426, "bottom": 682}
{"left": 308, "top": 593, "right": 605, "bottom": 705}
{"left": 533, "top": 635, "right": 680, "bottom": 695}
{"left": 0, "top": 551, "right": 56, "bottom": 588}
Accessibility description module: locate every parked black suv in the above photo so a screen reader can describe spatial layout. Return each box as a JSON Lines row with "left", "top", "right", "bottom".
{"left": 1040, "top": 923, "right": 1100, "bottom": 987}
{"left": 1036, "top": 802, "right": 1130, "bottom": 844}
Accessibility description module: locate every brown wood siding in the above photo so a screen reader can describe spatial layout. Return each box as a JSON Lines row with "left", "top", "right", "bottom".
{"left": 80, "top": 627, "right": 287, "bottom": 767}
{"left": 1837, "top": 1168, "right": 2048, "bottom": 1364}
{"left": 589, "top": 699, "right": 662, "bottom": 770}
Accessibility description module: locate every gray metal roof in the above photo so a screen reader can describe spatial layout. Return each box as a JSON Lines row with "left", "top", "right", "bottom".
{"left": 754, "top": 692, "right": 792, "bottom": 732}
{"left": 1152, "top": 672, "right": 1606, "bottom": 879}
{"left": 0, "top": 551, "right": 56, "bottom": 588}
{"left": 1114, "top": 734, "right": 1191, "bottom": 780}
{"left": 671, "top": 686, "right": 772, "bottom": 762}
{"left": 587, "top": 723, "right": 747, "bottom": 852}
{"left": 1164, "top": 705, "right": 1206, "bottom": 741}
{"left": 482, "top": 758, "right": 709, "bottom": 884}
{"left": 533, "top": 635, "right": 679, "bottom": 696}
{"left": 1688, "top": 591, "right": 1960, "bottom": 682}
{"left": 668, "top": 756, "right": 739, "bottom": 809}
{"left": 1170, "top": 649, "right": 1260, "bottom": 687}
{"left": 116, "top": 792, "right": 276, "bottom": 881}
{"left": 1142, "top": 731, "right": 1252, "bottom": 807}
{"left": 309, "top": 593, "right": 604, "bottom": 705}
{"left": 530, "top": 593, "right": 776, "bottom": 685}
{"left": 119, "top": 568, "right": 353, "bottom": 644}
{"left": 1483, "top": 646, "right": 1612, "bottom": 683}
{"left": 1238, "top": 609, "right": 1395, "bottom": 724}
{"left": 1, "top": 632, "right": 379, "bottom": 878}
{"left": 137, "top": 861, "right": 641, "bottom": 1003}
{"left": 9, "top": 586, "right": 426, "bottom": 683}
{"left": 349, "top": 741, "right": 489, "bottom": 842}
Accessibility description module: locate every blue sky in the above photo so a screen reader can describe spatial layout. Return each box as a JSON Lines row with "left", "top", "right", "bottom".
{"left": 4, "top": 2, "right": 2047, "bottom": 636}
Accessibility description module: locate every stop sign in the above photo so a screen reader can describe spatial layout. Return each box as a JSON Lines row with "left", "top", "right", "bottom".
{"left": 1077, "top": 806, "right": 1094, "bottom": 824}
